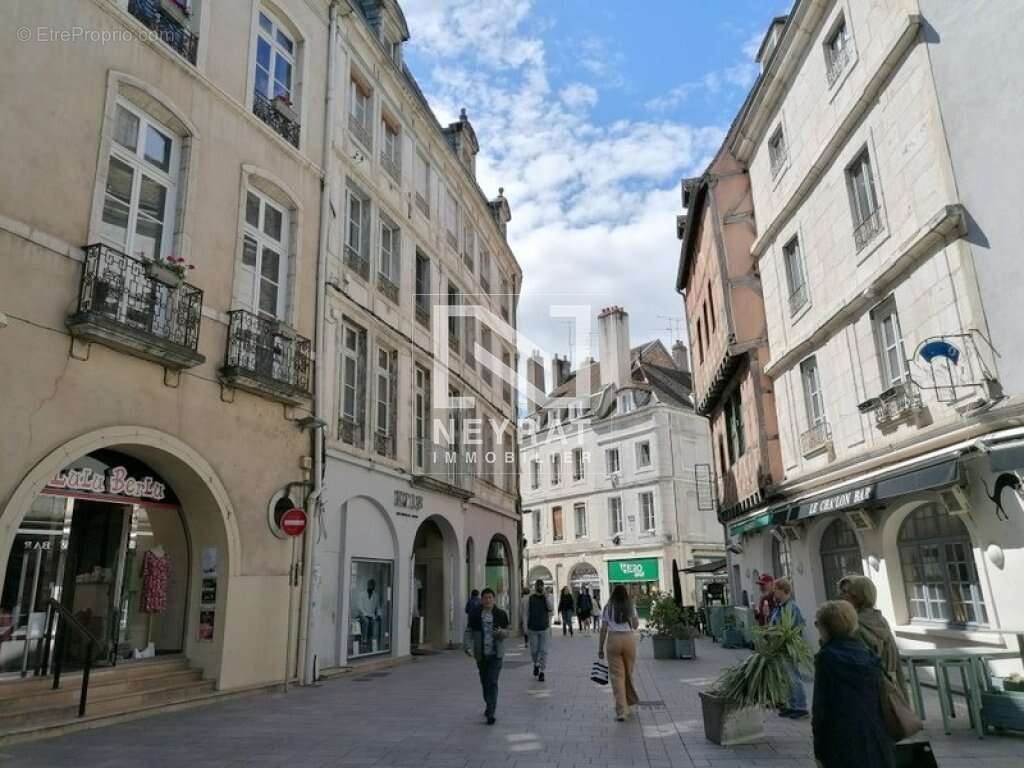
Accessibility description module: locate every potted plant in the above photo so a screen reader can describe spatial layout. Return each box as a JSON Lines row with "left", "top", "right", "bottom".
{"left": 722, "top": 611, "right": 747, "bottom": 649}
{"left": 272, "top": 94, "right": 300, "bottom": 124}
{"left": 671, "top": 621, "right": 699, "bottom": 660}
{"left": 645, "top": 592, "right": 684, "bottom": 660}
{"left": 146, "top": 254, "right": 193, "bottom": 287}
{"left": 1004, "top": 673, "right": 1024, "bottom": 693}
{"left": 160, "top": 0, "right": 191, "bottom": 25}
{"left": 700, "top": 611, "right": 812, "bottom": 746}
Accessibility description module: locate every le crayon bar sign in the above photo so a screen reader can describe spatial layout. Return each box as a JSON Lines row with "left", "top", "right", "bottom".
{"left": 44, "top": 466, "right": 168, "bottom": 503}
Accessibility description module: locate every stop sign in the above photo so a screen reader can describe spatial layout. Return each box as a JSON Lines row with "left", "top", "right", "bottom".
{"left": 280, "top": 508, "right": 307, "bottom": 537}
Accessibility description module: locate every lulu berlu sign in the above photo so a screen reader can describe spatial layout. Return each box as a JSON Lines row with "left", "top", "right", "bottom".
{"left": 47, "top": 466, "right": 167, "bottom": 502}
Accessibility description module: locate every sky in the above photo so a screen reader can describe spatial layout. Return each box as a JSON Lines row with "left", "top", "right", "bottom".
{"left": 401, "top": 0, "right": 791, "bottom": 373}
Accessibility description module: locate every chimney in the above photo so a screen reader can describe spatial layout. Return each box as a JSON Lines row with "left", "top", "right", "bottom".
{"left": 526, "top": 351, "right": 546, "bottom": 414}
{"left": 598, "top": 306, "right": 631, "bottom": 391}
{"left": 444, "top": 108, "right": 480, "bottom": 177}
{"left": 552, "top": 354, "right": 571, "bottom": 389}
{"left": 672, "top": 341, "right": 690, "bottom": 374}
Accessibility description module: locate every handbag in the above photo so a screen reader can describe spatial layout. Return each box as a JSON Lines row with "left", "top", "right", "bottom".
{"left": 880, "top": 675, "right": 923, "bottom": 741}
{"left": 590, "top": 660, "right": 609, "bottom": 685}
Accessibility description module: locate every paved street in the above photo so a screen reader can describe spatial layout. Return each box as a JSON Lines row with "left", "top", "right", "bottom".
{"left": 3, "top": 633, "right": 1024, "bottom": 767}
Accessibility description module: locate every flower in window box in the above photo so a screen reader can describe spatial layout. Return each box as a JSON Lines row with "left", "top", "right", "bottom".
{"left": 272, "top": 95, "right": 300, "bottom": 123}
{"left": 160, "top": 0, "right": 191, "bottom": 24}
{"left": 146, "top": 254, "right": 194, "bottom": 287}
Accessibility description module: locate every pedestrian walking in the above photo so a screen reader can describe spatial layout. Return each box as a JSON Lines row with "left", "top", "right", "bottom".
{"left": 463, "top": 587, "right": 510, "bottom": 725}
{"left": 812, "top": 600, "right": 895, "bottom": 768}
{"left": 838, "top": 575, "right": 908, "bottom": 699}
{"left": 769, "top": 577, "right": 809, "bottom": 718}
{"left": 558, "top": 586, "right": 575, "bottom": 636}
{"left": 598, "top": 584, "right": 640, "bottom": 721}
{"left": 465, "top": 588, "right": 481, "bottom": 616}
{"left": 577, "top": 587, "right": 594, "bottom": 633}
{"left": 754, "top": 573, "right": 776, "bottom": 626}
{"left": 525, "top": 579, "right": 553, "bottom": 681}
{"left": 519, "top": 586, "right": 531, "bottom": 646}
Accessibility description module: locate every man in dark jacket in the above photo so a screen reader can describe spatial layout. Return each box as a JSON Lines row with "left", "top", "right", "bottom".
{"left": 812, "top": 600, "right": 895, "bottom": 768}
{"left": 464, "top": 588, "right": 510, "bottom": 725}
{"left": 525, "top": 579, "right": 553, "bottom": 681}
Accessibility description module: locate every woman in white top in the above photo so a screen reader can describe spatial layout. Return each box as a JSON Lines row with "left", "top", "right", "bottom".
{"left": 598, "top": 585, "right": 640, "bottom": 720}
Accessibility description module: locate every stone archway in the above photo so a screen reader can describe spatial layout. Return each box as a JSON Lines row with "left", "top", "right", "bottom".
{"left": 412, "top": 515, "right": 458, "bottom": 651}
{"left": 484, "top": 535, "right": 514, "bottom": 617}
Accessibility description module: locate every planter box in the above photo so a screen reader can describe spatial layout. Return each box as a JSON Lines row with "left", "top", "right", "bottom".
{"left": 146, "top": 261, "right": 183, "bottom": 288}
{"left": 674, "top": 638, "right": 696, "bottom": 660}
{"left": 982, "top": 690, "right": 1024, "bottom": 733}
{"left": 652, "top": 636, "right": 675, "bottom": 660}
{"left": 699, "top": 692, "right": 765, "bottom": 745}
{"left": 1003, "top": 679, "right": 1024, "bottom": 692}
{"left": 273, "top": 98, "right": 300, "bottom": 124}
{"left": 723, "top": 628, "right": 746, "bottom": 649}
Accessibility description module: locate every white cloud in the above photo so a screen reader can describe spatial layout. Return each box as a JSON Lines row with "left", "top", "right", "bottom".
{"left": 401, "top": 1, "right": 723, "bottom": 360}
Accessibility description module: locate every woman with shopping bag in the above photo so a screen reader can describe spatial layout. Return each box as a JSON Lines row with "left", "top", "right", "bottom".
{"left": 597, "top": 584, "right": 640, "bottom": 721}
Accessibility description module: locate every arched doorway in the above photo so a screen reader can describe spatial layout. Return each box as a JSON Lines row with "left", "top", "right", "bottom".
{"left": 819, "top": 518, "right": 863, "bottom": 600}
{"left": 569, "top": 562, "right": 601, "bottom": 604}
{"left": 485, "top": 536, "right": 512, "bottom": 615}
{"left": 465, "top": 537, "right": 475, "bottom": 601}
{"left": 411, "top": 517, "right": 456, "bottom": 651}
{"left": 528, "top": 566, "right": 553, "bottom": 591}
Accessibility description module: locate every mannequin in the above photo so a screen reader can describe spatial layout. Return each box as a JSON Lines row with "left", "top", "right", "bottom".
{"left": 140, "top": 545, "right": 172, "bottom": 652}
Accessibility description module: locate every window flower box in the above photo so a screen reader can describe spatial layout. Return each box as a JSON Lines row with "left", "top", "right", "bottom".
{"left": 146, "top": 261, "right": 183, "bottom": 288}
{"left": 160, "top": 0, "right": 190, "bottom": 25}
{"left": 272, "top": 96, "right": 299, "bottom": 124}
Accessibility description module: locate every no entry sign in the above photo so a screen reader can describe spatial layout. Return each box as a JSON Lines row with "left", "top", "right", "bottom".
{"left": 280, "top": 508, "right": 307, "bottom": 537}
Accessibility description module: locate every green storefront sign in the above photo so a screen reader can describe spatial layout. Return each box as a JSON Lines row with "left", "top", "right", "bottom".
{"left": 607, "top": 558, "right": 660, "bottom": 583}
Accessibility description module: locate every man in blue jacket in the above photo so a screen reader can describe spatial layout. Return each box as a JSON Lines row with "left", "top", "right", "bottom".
{"left": 770, "top": 577, "right": 809, "bottom": 718}
{"left": 464, "top": 587, "right": 510, "bottom": 724}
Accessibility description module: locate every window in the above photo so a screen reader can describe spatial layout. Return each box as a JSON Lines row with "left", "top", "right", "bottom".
{"left": 531, "top": 510, "right": 542, "bottom": 543}
{"left": 414, "top": 364, "right": 429, "bottom": 470}
{"left": 605, "top": 448, "right": 620, "bottom": 475}
{"left": 800, "top": 356, "right": 826, "bottom": 428}
{"left": 782, "top": 236, "right": 808, "bottom": 314}
{"left": 635, "top": 441, "right": 652, "bottom": 470}
{"left": 481, "top": 425, "right": 493, "bottom": 484}
{"left": 345, "top": 183, "right": 371, "bottom": 277}
{"left": 500, "top": 276, "right": 512, "bottom": 323}
{"left": 349, "top": 77, "right": 372, "bottom": 149}
{"left": 530, "top": 459, "right": 540, "bottom": 490}
{"left": 825, "top": 17, "right": 852, "bottom": 86}
{"left": 414, "top": 250, "right": 430, "bottom": 325}
{"left": 872, "top": 298, "right": 909, "bottom": 389}
{"left": 846, "top": 148, "right": 883, "bottom": 251}
{"left": 820, "top": 518, "right": 863, "bottom": 600}
{"left": 479, "top": 249, "right": 491, "bottom": 293}
{"left": 768, "top": 125, "right": 787, "bottom": 178}
{"left": 338, "top": 320, "right": 367, "bottom": 447}
{"left": 99, "top": 101, "right": 178, "bottom": 262}
{"left": 639, "top": 492, "right": 656, "bottom": 532}
{"left": 414, "top": 152, "right": 430, "bottom": 216}
{"left": 608, "top": 497, "right": 623, "bottom": 536}
{"left": 381, "top": 116, "right": 401, "bottom": 183}
{"left": 717, "top": 435, "right": 727, "bottom": 477}
{"left": 374, "top": 347, "right": 396, "bottom": 457}
{"left": 552, "top": 506, "right": 564, "bottom": 542}
{"left": 445, "top": 189, "right": 459, "bottom": 250}
{"left": 480, "top": 326, "right": 493, "bottom": 385}
{"left": 619, "top": 391, "right": 635, "bottom": 414}
{"left": 551, "top": 454, "right": 562, "bottom": 485}
{"left": 724, "top": 390, "right": 745, "bottom": 465}
{"left": 462, "top": 224, "right": 475, "bottom": 272}
{"left": 378, "top": 216, "right": 400, "bottom": 298}
{"left": 696, "top": 317, "right": 704, "bottom": 364}
{"left": 447, "top": 282, "right": 460, "bottom": 353}
{"left": 238, "top": 188, "right": 289, "bottom": 318}
{"left": 772, "top": 535, "right": 792, "bottom": 579}
{"left": 702, "top": 301, "right": 710, "bottom": 349}
{"left": 572, "top": 447, "right": 585, "bottom": 481}
{"left": 899, "top": 504, "right": 987, "bottom": 625}
{"left": 256, "top": 11, "right": 295, "bottom": 103}
{"left": 708, "top": 279, "right": 716, "bottom": 332}
{"left": 574, "top": 503, "right": 588, "bottom": 539}
{"left": 502, "top": 350, "right": 512, "bottom": 404}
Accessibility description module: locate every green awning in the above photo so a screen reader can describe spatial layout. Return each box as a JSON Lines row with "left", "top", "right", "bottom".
{"left": 728, "top": 512, "right": 774, "bottom": 538}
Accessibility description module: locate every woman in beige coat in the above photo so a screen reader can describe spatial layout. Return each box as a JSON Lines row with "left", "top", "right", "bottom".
{"left": 838, "top": 575, "right": 907, "bottom": 699}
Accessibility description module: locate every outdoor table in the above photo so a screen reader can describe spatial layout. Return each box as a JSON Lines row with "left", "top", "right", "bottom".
{"left": 899, "top": 647, "right": 1020, "bottom": 738}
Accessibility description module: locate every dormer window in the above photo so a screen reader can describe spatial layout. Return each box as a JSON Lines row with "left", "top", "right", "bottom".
{"left": 619, "top": 391, "right": 635, "bottom": 414}
{"left": 389, "top": 39, "right": 401, "bottom": 65}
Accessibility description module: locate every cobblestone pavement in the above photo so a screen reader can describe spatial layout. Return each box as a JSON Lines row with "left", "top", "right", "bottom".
{"left": 3, "top": 632, "right": 1024, "bottom": 767}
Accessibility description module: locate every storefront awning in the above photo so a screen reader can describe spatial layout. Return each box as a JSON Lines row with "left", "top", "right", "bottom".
{"left": 679, "top": 558, "right": 727, "bottom": 574}
{"left": 989, "top": 440, "right": 1024, "bottom": 472}
{"left": 728, "top": 512, "right": 774, "bottom": 538}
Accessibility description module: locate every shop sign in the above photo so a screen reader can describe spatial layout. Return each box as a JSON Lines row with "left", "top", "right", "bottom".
{"left": 47, "top": 465, "right": 166, "bottom": 501}
{"left": 804, "top": 484, "right": 874, "bottom": 518}
{"left": 394, "top": 491, "right": 423, "bottom": 510}
{"left": 608, "top": 558, "right": 660, "bottom": 583}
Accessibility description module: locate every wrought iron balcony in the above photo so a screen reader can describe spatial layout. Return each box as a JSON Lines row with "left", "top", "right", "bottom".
{"left": 338, "top": 416, "right": 365, "bottom": 448}
{"left": 411, "top": 438, "right": 474, "bottom": 499}
{"left": 348, "top": 114, "right": 373, "bottom": 151}
{"left": 344, "top": 245, "right": 370, "bottom": 280}
{"left": 374, "top": 430, "right": 395, "bottom": 458}
{"left": 788, "top": 282, "right": 809, "bottom": 316}
{"left": 873, "top": 382, "right": 925, "bottom": 428}
{"left": 253, "top": 92, "right": 300, "bottom": 148}
{"left": 853, "top": 207, "right": 884, "bottom": 252}
{"left": 128, "top": 0, "right": 198, "bottom": 65}
{"left": 377, "top": 275, "right": 399, "bottom": 304}
{"left": 67, "top": 244, "right": 205, "bottom": 369}
{"left": 221, "top": 310, "right": 311, "bottom": 404}
{"left": 381, "top": 152, "right": 401, "bottom": 184}
{"left": 826, "top": 45, "right": 852, "bottom": 87}
{"left": 800, "top": 420, "right": 833, "bottom": 457}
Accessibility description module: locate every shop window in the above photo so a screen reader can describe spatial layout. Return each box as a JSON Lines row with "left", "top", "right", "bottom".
{"left": 552, "top": 506, "right": 564, "bottom": 542}
{"left": 898, "top": 504, "right": 987, "bottom": 625}
{"left": 349, "top": 559, "right": 392, "bottom": 657}
{"left": 819, "top": 518, "right": 863, "bottom": 600}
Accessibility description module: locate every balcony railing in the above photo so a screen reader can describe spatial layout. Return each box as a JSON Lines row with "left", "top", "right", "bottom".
{"left": 377, "top": 275, "right": 399, "bottom": 304}
{"left": 338, "top": 416, "right": 365, "bottom": 448}
{"left": 374, "top": 430, "right": 395, "bottom": 458}
{"left": 68, "top": 244, "right": 204, "bottom": 369}
{"left": 788, "top": 282, "right": 809, "bottom": 316}
{"left": 128, "top": 0, "right": 198, "bottom": 65}
{"left": 800, "top": 420, "right": 833, "bottom": 457}
{"left": 221, "top": 310, "right": 311, "bottom": 404}
{"left": 349, "top": 114, "right": 373, "bottom": 151}
{"left": 253, "top": 92, "right": 300, "bottom": 148}
{"left": 826, "top": 44, "right": 852, "bottom": 87}
{"left": 381, "top": 152, "right": 401, "bottom": 184}
{"left": 853, "top": 207, "right": 884, "bottom": 252}
{"left": 874, "top": 382, "right": 925, "bottom": 428}
{"left": 411, "top": 438, "right": 474, "bottom": 498}
{"left": 344, "top": 244, "right": 370, "bottom": 280}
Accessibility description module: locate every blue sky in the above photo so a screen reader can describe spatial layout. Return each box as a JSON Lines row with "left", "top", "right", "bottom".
{"left": 401, "top": 0, "right": 790, "bottom": 371}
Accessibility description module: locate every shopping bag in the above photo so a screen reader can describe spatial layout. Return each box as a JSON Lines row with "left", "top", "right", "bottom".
{"left": 591, "top": 660, "right": 609, "bottom": 685}
{"left": 881, "top": 676, "right": 923, "bottom": 741}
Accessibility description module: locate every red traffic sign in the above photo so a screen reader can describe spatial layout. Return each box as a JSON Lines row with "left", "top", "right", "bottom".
{"left": 280, "top": 508, "right": 307, "bottom": 537}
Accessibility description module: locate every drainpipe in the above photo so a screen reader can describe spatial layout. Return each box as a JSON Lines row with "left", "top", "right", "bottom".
{"left": 298, "top": 0, "right": 340, "bottom": 687}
